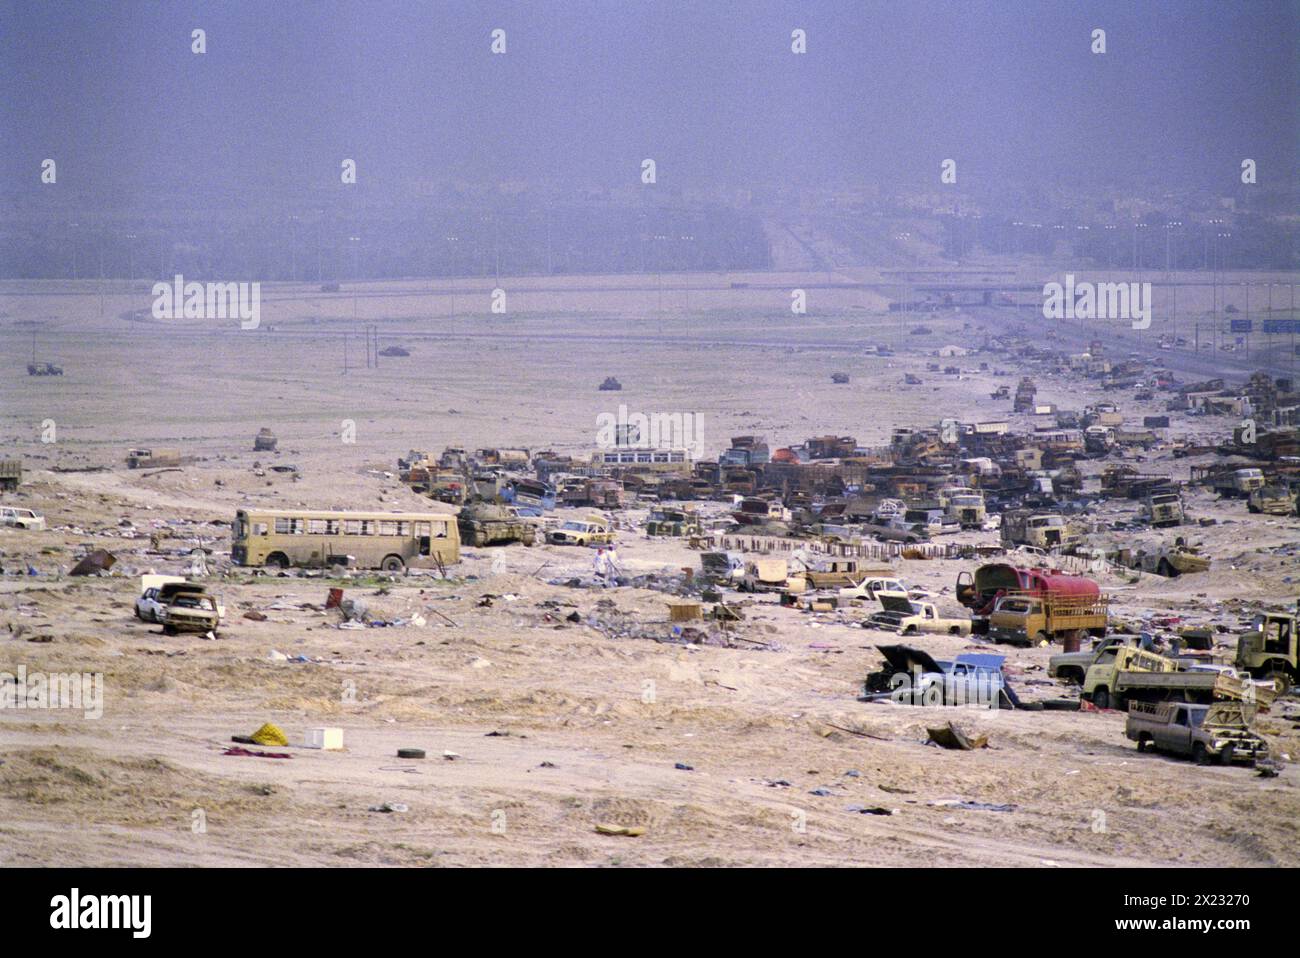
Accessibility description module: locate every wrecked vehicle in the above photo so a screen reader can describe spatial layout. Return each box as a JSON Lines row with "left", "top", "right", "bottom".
{"left": 1126, "top": 701, "right": 1268, "bottom": 766}
{"left": 253, "top": 428, "right": 278, "bottom": 452}
{"left": 869, "top": 645, "right": 1011, "bottom": 709}
{"left": 740, "top": 557, "right": 789, "bottom": 593}
{"left": 457, "top": 502, "right": 537, "bottom": 547}
{"left": 1083, "top": 645, "right": 1266, "bottom": 711}
{"left": 945, "top": 492, "right": 987, "bottom": 529}
{"left": 546, "top": 516, "right": 614, "bottom": 547}
{"left": 0, "top": 506, "right": 45, "bottom": 531}
{"left": 1235, "top": 608, "right": 1299, "bottom": 694}
{"left": 1210, "top": 467, "right": 1266, "bottom": 499}
{"left": 598, "top": 376, "right": 622, "bottom": 391}
{"left": 1116, "top": 543, "right": 1211, "bottom": 578}
{"left": 135, "top": 577, "right": 223, "bottom": 636}
{"left": 1141, "top": 490, "right": 1184, "bottom": 527}
{"left": 838, "top": 574, "right": 924, "bottom": 604}
{"left": 1000, "top": 510, "right": 1079, "bottom": 550}
{"left": 0, "top": 459, "right": 22, "bottom": 492}
{"left": 987, "top": 591, "right": 1109, "bottom": 646}
{"left": 502, "top": 478, "right": 555, "bottom": 516}
{"left": 956, "top": 564, "right": 1100, "bottom": 634}
{"left": 126, "top": 447, "right": 184, "bottom": 469}
{"left": 645, "top": 506, "right": 702, "bottom": 537}
{"left": 1248, "top": 484, "right": 1298, "bottom": 516}
{"left": 1048, "top": 635, "right": 1134, "bottom": 684}
{"left": 867, "top": 592, "right": 971, "bottom": 636}
{"left": 700, "top": 551, "right": 745, "bottom": 585}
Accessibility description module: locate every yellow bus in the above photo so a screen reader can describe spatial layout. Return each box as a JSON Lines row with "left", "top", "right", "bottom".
{"left": 232, "top": 509, "right": 459, "bottom": 572}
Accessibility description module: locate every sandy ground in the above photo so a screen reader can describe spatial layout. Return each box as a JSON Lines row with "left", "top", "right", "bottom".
{"left": 1, "top": 273, "right": 1299, "bottom": 867}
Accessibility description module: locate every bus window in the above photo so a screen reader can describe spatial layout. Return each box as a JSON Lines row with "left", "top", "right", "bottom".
{"left": 253, "top": 521, "right": 268, "bottom": 536}
{"left": 379, "top": 520, "right": 398, "bottom": 536}
{"left": 434, "top": 521, "right": 448, "bottom": 538}
{"left": 344, "top": 520, "right": 362, "bottom": 534}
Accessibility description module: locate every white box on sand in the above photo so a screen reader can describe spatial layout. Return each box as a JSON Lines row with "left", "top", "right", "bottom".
{"left": 303, "top": 727, "right": 344, "bottom": 750}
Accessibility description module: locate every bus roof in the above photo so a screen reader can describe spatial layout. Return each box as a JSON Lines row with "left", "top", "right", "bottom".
{"left": 236, "top": 508, "right": 455, "bottom": 520}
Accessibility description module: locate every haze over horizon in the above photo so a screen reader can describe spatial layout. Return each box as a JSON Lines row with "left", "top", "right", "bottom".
{"left": 2, "top": 0, "right": 1297, "bottom": 205}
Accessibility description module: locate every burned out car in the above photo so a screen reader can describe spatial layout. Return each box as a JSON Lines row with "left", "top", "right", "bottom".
{"left": 135, "top": 577, "right": 223, "bottom": 636}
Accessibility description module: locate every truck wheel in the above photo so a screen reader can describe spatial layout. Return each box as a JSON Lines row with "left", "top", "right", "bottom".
{"left": 1217, "top": 744, "right": 1236, "bottom": 766}
{"left": 1092, "top": 688, "right": 1110, "bottom": 710}
{"left": 1136, "top": 737, "right": 1149, "bottom": 752}
{"left": 381, "top": 555, "right": 406, "bottom": 573}
{"left": 1265, "top": 670, "right": 1292, "bottom": 695}
{"left": 162, "top": 623, "right": 177, "bottom": 636}
{"left": 1193, "top": 743, "right": 1210, "bottom": 766}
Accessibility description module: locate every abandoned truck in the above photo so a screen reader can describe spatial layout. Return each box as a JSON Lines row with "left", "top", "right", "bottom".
{"left": 1126, "top": 701, "right": 1267, "bottom": 766}
{"left": 956, "top": 563, "right": 1102, "bottom": 637}
{"left": 0, "top": 459, "right": 22, "bottom": 492}
{"left": 645, "top": 506, "right": 702, "bottom": 537}
{"left": 1235, "top": 607, "right": 1299, "bottom": 693}
{"left": 1140, "top": 490, "right": 1185, "bottom": 527}
{"left": 126, "top": 447, "right": 185, "bottom": 469}
{"left": 1082, "top": 646, "right": 1269, "bottom": 712}
{"left": 987, "top": 591, "right": 1109, "bottom": 646}
{"left": 1248, "top": 484, "right": 1299, "bottom": 516}
{"left": 1000, "top": 510, "right": 1080, "bottom": 550}
{"left": 1048, "top": 635, "right": 1134, "bottom": 684}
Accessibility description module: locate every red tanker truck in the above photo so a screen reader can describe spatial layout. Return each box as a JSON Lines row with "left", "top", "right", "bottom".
{"left": 956, "top": 563, "right": 1105, "bottom": 642}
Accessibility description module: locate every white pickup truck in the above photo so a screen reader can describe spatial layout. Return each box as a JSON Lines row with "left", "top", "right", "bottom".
{"left": 867, "top": 591, "right": 971, "bottom": 636}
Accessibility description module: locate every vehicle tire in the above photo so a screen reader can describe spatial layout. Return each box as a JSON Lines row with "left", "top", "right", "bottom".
{"left": 1136, "top": 736, "right": 1149, "bottom": 752}
{"left": 1092, "top": 688, "right": 1111, "bottom": 710}
{"left": 162, "top": 623, "right": 177, "bottom": 636}
{"left": 1218, "top": 744, "right": 1236, "bottom": 766}
{"left": 264, "top": 553, "right": 289, "bottom": 570}
{"left": 948, "top": 626, "right": 962, "bottom": 635}
{"left": 1033, "top": 631, "right": 1051, "bottom": 647}
{"left": 1059, "top": 668, "right": 1083, "bottom": 685}
{"left": 1193, "top": 742, "right": 1210, "bottom": 766}
{"left": 1265, "top": 670, "right": 1292, "bottom": 695}
{"left": 381, "top": 555, "right": 406, "bottom": 573}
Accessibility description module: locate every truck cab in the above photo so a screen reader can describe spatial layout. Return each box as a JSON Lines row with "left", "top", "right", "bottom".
{"left": 1235, "top": 610, "right": 1298, "bottom": 693}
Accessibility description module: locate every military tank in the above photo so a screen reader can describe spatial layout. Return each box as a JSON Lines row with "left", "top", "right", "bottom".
{"left": 457, "top": 502, "right": 537, "bottom": 547}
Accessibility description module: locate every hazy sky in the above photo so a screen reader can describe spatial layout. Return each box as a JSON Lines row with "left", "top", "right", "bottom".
{"left": 3, "top": 0, "right": 1297, "bottom": 200}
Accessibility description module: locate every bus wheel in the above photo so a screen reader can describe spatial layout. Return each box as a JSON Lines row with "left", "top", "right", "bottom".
{"left": 265, "top": 553, "right": 289, "bottom": 570}
{"left": 381, "top": 555, "right": 406, "bottom": 573}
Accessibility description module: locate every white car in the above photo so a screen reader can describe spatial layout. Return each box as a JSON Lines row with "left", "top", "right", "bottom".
{"left": 134, "top": 587, "right": 169, "bottom": 623}
{"left": 0, "top": 506, "right": 45, "bottom": 531}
